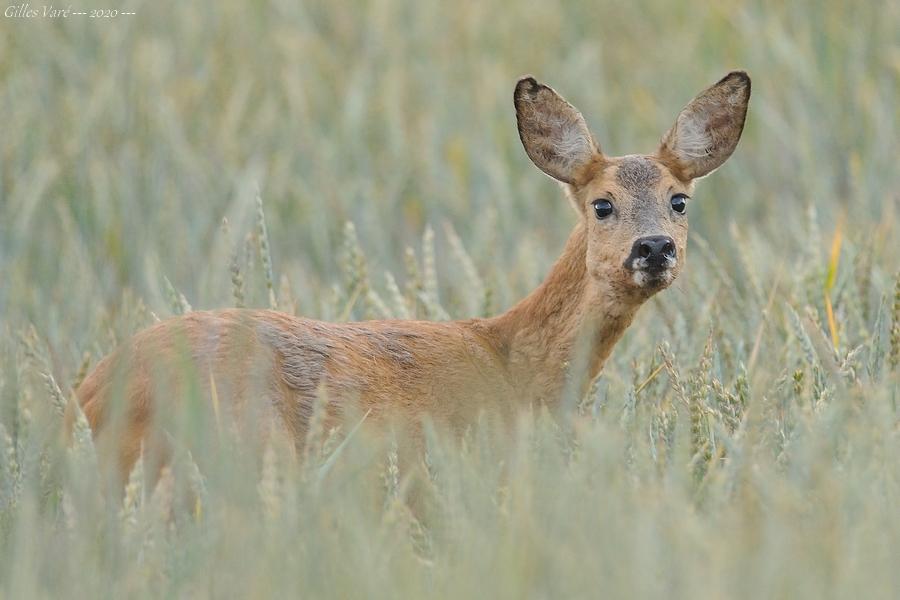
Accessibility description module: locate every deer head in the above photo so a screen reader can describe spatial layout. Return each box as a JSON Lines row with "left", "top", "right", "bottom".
{"left": 514, "top": 71, "right": 751, "bottom": 302}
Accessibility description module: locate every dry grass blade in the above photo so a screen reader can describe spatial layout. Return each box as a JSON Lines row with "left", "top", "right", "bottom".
{"left": 823, "top": 219, "right": 843, "bottom": 351}
{"left": 256, "top": 188, "right": 278, "bottom": 311}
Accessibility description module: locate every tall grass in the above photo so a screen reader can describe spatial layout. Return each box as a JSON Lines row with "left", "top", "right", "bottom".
{"left": 1, "top": 0, "right": 899, "bottom": 597}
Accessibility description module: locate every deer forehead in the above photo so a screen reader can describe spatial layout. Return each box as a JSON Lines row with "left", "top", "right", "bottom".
{"left": 613, "top": 156, "right": 662, "bottom": 193}
{"left": 581, "top": 156, "right": 681, "bottom": 202}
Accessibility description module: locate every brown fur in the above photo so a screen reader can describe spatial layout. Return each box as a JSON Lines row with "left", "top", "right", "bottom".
{"left": 74, "top": 72, "right": 750, "bottom": 479}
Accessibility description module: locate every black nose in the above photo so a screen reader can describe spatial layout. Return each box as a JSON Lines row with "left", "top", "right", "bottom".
{"left": 630, "top": 236, "right": 676, "bottom": 266}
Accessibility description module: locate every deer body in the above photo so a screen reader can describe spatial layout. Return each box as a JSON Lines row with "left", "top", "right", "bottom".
{"left": 75, "top": 72, "right": 750, "bottom": 477}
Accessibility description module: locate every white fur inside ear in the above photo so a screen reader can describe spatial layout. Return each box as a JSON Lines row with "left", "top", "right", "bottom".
{"left": 673, "top": 112, "right": 712, "bottom": 160}
{"left": 552, "top": 120, "right": 594, "bottom": 170}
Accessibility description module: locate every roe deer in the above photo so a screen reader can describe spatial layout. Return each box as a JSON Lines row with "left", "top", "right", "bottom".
{"left": 73, "top": 71, "right": 750, "bottom": 479}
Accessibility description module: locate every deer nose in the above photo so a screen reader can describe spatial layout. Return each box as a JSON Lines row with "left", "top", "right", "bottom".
{"left": 630, "top": 236, "right": 676, "bottom": 267}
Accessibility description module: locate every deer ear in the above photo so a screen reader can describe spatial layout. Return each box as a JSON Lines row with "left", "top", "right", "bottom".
{"left": 514, "top": 77, "right": 599, "bottom": 184}
{"left": 658, "top": 71, "right": 751, "bottom": 181}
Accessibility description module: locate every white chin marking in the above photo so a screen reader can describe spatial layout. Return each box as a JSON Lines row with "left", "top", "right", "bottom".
{"left": 632, "top": 271, "right": 648, "bottom": 287}
{"left": 632, "top": 269, "right": 674, "bottom": 288}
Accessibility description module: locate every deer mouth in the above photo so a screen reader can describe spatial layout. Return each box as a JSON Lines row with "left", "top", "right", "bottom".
{"left": 626, "top": 256, "right": 676, "bottom": 289}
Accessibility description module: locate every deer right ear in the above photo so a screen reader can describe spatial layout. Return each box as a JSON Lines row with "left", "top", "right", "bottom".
{"left": 514, "top": 77, "right": 599, "bottom": 185}
{"left": 658, "top": 71, "right": 751, "bottom": 181}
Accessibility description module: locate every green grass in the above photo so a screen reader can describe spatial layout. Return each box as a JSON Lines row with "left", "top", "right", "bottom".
{"left": 2, "top": 0, "right": 900, "bottom": 597}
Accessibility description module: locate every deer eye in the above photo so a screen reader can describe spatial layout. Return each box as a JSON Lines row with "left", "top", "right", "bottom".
{"left": 670, "top": 193, "right": 688, "bottom": 214}
{"left": 592, "top": 199, "right": 614, "bottom": 219}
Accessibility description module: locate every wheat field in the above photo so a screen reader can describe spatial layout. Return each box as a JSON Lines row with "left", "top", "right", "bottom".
{"left": 1, "top": 0, "right": 899, "bottom": 597}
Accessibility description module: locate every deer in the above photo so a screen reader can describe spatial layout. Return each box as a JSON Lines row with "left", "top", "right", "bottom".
{"left": 72, "top": 71, "right": 750, "bottom": 481}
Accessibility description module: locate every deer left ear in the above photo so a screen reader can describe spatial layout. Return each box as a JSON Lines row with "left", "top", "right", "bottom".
{"left": 514, "top": 76, "right": 599, "bottom": 185}
{"left": 658, "top": 71, "right": 751, "bottom": 181}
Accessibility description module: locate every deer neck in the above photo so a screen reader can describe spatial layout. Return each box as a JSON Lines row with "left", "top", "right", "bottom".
{"left": 488, "top": 222, "right": 641, "bottom": 404}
